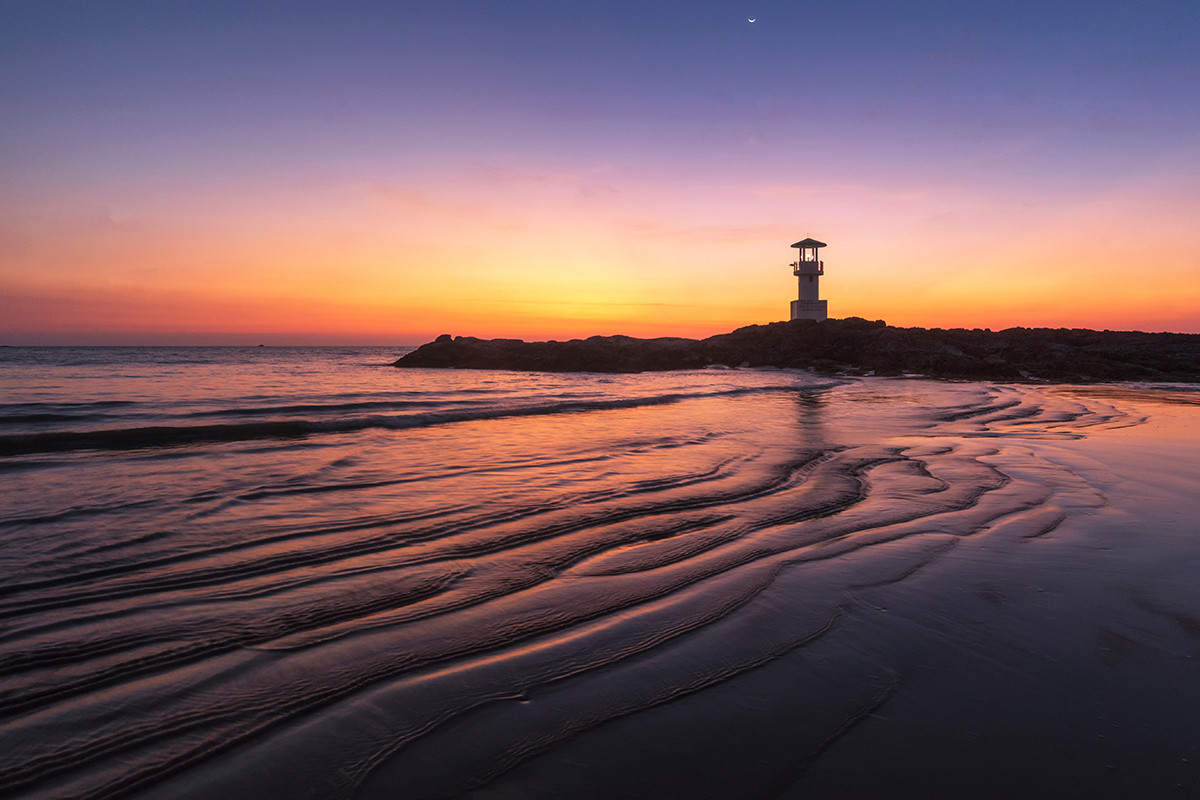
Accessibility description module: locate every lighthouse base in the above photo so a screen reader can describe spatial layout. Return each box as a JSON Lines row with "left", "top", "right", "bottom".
{"left": 791, "top": 299, "right": 828, "bottom": 321}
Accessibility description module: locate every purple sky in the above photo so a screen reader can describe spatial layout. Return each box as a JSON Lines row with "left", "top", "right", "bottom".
{"left": 3, "top": 1, "right": 1199, "bottom": 342}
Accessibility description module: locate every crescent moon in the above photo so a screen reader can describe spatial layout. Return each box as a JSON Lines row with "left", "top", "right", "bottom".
{"left": 748, "top": 18, "right": 756, "bottom": 22}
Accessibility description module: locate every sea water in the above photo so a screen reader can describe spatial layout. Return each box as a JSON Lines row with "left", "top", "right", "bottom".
{"left": 2, "top": 347, "right": 1199, "bottom": 798}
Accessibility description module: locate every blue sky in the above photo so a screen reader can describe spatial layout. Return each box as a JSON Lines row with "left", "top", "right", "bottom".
{"left": 3, "top": 1, "right": 1199, "bottom": 342}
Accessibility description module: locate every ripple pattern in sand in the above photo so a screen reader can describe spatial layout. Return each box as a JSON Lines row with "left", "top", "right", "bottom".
{"left": 0, "top": 381, "right": 1142, "bottom": 799}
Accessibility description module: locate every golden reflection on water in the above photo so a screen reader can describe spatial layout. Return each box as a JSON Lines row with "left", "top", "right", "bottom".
{"left": 1052, "top": 385, "right": 1200, "bottom": 441}
{"left": 1053, "top": 384, "right": 1200, "bottom": 407}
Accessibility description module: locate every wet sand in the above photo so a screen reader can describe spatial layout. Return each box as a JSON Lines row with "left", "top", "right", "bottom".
{"left": 471, "top": 387, "right": 1200, "bottom": 799}
{"left": 3, "top": 376, "right": 1198, "bottom": 799}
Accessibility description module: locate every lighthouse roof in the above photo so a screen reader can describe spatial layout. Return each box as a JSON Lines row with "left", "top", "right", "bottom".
{"left": 790, "top": 238, "right": 827, "bottom": 248}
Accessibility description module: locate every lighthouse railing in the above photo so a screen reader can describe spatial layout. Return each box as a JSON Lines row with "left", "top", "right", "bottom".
{"left": 792, "top": 260, "right": 824, "bottom": 276}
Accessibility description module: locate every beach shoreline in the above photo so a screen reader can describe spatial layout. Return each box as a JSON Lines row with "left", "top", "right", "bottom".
{"left": 2, "top": 355, "right": 1198, "bottom": 799}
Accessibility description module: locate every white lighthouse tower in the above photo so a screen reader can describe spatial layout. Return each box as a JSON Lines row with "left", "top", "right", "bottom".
{"left": 789, "top": 237, "right": 828, "bottom": 321}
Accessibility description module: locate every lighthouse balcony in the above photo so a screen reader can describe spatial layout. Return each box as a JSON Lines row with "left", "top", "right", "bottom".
{"left": 791, "top": 260, "right": 824, "bottom": 276}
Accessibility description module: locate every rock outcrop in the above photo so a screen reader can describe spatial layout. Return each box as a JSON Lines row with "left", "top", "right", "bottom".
{"left": 394, "top": 320, "right": 1200, "bottom": 382}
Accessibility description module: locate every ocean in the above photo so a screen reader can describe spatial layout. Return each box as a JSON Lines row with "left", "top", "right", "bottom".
{"left": 2, "top": 346, "right": 1199, "bottom": 799}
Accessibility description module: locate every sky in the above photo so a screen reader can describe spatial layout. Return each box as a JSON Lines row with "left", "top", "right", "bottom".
{"left": 2, "top": 0, "right": 1199, "bottom": 344}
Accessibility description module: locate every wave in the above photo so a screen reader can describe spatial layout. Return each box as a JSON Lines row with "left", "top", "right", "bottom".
{"left": 0, "top": 401, "right": 137, "bottom": 426}
{"left": 0, "top": 385, "right": 819, "bottom": 457}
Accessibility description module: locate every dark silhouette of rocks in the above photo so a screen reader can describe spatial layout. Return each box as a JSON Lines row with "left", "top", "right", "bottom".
{"left": 395, "top": 319, "right": 1200, "bottom": 382}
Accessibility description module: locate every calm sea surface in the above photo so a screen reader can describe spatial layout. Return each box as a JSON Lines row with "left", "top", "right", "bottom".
{"left": 2, "top": 347, "right": 1199, "bottom": 799}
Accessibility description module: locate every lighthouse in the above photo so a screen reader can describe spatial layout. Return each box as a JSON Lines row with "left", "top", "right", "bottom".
{"left": 789, "top": 237, "right": 828, "bottom": 321}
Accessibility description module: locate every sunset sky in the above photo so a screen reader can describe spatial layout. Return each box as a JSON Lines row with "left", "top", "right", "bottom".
{"left": 3, "top": 1, "right": 1199, "bottom": 344}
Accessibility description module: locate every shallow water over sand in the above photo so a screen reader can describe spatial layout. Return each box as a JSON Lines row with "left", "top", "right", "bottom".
{"left": 1, "top": 349, "right": 1198, "bottom": 798}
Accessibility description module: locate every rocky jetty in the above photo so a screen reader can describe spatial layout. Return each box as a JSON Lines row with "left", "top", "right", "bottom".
{"left": 394, "top": 319, "right": 1200, "bottom": 382}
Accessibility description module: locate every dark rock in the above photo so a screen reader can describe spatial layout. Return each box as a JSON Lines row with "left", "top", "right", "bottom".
{"left": 394, "top": 319, "right": 1200, "bottom": 383}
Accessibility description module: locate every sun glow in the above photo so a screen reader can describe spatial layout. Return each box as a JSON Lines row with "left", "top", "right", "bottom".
{"left": 2, "top": 4, "right": 1198, "bottom": 343}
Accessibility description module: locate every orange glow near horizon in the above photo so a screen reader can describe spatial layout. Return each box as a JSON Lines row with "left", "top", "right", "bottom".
{"left": 4, "top": 4, "right": 1200, "bottom": 344}
{"left": 5, "top": 156, "right": 1199, "bottom": 344}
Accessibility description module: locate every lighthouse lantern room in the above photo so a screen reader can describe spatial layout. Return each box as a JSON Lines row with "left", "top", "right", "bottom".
{"left": 789, "top": 237, "right": 828, "bottom": 321}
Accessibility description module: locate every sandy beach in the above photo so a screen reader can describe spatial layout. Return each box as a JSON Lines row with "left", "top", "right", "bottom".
{"left": 354, "top": 385, "right": 1200, "bottom": 800}
{"left": 2, "top": 354, "right": 1198, "bottom": 799}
